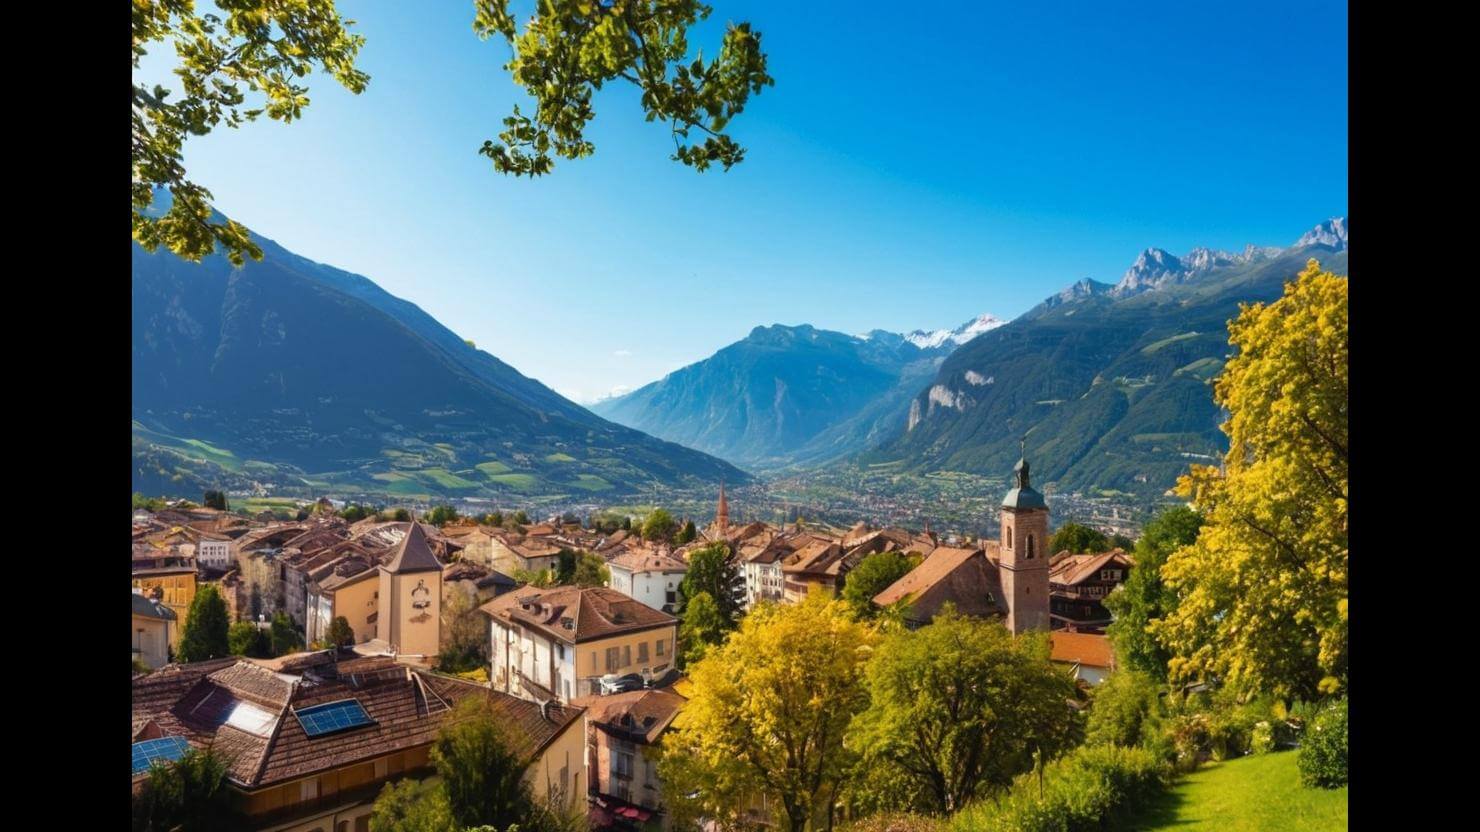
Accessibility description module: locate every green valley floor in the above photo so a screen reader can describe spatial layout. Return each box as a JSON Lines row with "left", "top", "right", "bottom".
{"left": 1120, "top": 751, "right": 1348, "bottom": 831}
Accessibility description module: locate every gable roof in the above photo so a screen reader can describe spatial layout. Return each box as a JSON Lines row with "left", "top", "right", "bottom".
{"left": 132, "top": 593, "right": 178, "bottom": 621}
{"left": 131, "top": 655, "right": 583, "bottom": 791}
{"left": 1048, "top": 550, "right": 1133, "bottom": 586}
{"left": 608, "top": 548, "right": 688, "bottom": 574}
{"left": 383, "top": 522, "right": 443, "bottom": 574}
{"left": 571, "top": 688, "right": 685, "bottom": 744}
{"left": 480, "top": 586, "right": 676, "bottom": 644}
{"left": 872, "top": 546, "right": 1006, "bottom": 623}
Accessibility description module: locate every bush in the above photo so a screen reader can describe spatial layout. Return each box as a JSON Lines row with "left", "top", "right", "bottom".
{"left": 1085, "top": 670, "right": 1162, "bottom": 748}
{"left": 1249, "top": 721, "right": 1275, "bottom": 755}
{"left": 840, "top": 813, "right": 944, "bottom": 832}
{"left": 951, "top": 745, "right": 1171, "bottom": 832}
{"left": 1297, "top": 699, "right": 1347, "bottom": 788}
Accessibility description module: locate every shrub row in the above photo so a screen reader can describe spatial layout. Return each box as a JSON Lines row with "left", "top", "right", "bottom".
{"left": 950, "top": 745, "right": 1172, "bottom": 832}
{"left": 1297, "top": 698, "right": 1347, "bottom": 788}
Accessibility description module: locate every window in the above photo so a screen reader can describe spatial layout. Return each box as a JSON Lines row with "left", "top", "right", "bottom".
{"left": 374, "top": 758, "right": 388, "bottom": 779}
{"left": 1007, "top": 527, "right": 1013, "bottom": 548}
{"left": 666, "top": 589, "right": 677, "bottom": 605}
{"left": 591, "top": 651, "right": 598, "bottom": 671}
{"left": 556, "top": 644, "right": 565, "bottom": 661}
{"left": 606, "top": 647, "right": 620, "bottom": 671}
{"left": 614, "top": 751, "right": 635, "bottom": 779}
{"left": 300, "top": 779, "right": 320, "bottom": 802}
{"left": 656, "top": 639, "right": 665, "bottom": 657}
{"left": 622, "top": 645, "right": 631, "bottom": 667}
{"left": 637, "top": 642, "right": 649, "bottom": 663}
{"left": 1026, "top": 535, "right": 1035, "bottom": 559}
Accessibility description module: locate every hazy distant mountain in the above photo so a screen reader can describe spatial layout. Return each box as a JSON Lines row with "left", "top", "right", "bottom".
{"left": 132, "top": 215, "right": 748, "bottom": 500}
{"left": 591, "top": 314, "right": 1000, "bottom": 469}
{"left": 861, "top": 219, "right": 1349, "bottom": 498}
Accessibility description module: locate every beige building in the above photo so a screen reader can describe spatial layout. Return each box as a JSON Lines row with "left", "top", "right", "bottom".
{"left": 307, "top": 558, "right": 380, "bottom": 646}
{"left": 483, "top": 586, "right": 679, "bottom": 703}
{"left": 131, "top": 591, "right": 176, "bottom": 669}
{"left": 375, "top": 523, "right": 443, "bottom": 661}
{"left": 131, "top": 652, "right": 586, "bottom": 832}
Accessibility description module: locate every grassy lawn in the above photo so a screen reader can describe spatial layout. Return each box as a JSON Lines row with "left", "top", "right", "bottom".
{"left": 1120, "top": 751, "right": 1346, "bottom": 832}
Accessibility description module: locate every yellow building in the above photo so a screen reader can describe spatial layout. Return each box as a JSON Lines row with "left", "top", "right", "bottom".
{"left": 306, "top": 559, "right": 380, "bottom": 646}
{"left": 482, "top": 586, "right": 679, "bottom": 703}
{"left": 131, "top": 654, "right": 586, "bottom": 832}
{"left": 376, "top": 523, "right": 443, "bottom": 661}
{"left": 132, "top": 564, "right": 197, "bottom": 648}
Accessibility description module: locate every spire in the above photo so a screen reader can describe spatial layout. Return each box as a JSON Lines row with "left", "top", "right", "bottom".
{"left": 716, "top": 481, "right": 729, "bottom": 532}
{"left": 384, "top": 522, "right": 442, "bottom": 574}
{"left": 1003, "top": 439, "right": 1047, "bottom": 511}
{"left": 1014, "top": 436, "right": 1031, "bottom": 489}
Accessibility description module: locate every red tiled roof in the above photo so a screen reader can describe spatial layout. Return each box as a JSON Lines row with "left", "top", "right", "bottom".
{"left": 872, "top": 546, "right": 1006, "bottom": 622}
{"left": 1050, "top": 631, "right": 1115, "bottom": 669}
{"left": 480, "top": 586, "right": 676, "bottom": 644}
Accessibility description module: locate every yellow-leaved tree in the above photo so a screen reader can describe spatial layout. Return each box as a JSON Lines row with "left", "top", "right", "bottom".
{"left": 658, "top": 594, "right": 878, "bottom": 832}
{"left": 1153, "top": 259, "right": 1347, "bottom": 699}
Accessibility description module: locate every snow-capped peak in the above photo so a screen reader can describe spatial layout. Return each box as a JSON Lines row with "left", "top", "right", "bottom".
{"left": 903, "top": 313, "right": 1008, "bottom": 349}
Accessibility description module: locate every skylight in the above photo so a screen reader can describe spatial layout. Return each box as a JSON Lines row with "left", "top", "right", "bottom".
{"left": 225, "top": 699, "right": 279, "bottom": 737}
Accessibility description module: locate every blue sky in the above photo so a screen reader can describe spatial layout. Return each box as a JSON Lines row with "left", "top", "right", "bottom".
{"left": 135, "top": 1, "right": 1347, "bottom": 404}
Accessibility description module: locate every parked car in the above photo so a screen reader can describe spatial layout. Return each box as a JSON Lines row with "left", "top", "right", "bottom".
{"left": 599, "top": 673, "right": 644, "bottom": 694}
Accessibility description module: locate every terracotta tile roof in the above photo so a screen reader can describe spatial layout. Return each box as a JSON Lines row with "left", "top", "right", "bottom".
{"left": 480, "top": 586, "right": 676, "bottom": 644}
{"left": 1048, "top": 550, "right": 1132, "bottom": 586}
{"left": 608, "top": 548, "right": 688, "bottom": 574}
{"left": 570, "top": 689, "right": 685, "bottom": 744}
{"left": 782, "top": 540, "right": 844, "bottom": 575}
{"left": 132, "top": 656, "right": 584, "bottom": 790}
{"left": 871, "top": 546, "right": 1006, "bottom": 622}
{"left": 1050, "top": 631, "right": 1115, "bottom": 669}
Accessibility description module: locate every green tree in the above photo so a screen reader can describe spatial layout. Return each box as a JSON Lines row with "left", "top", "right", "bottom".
{"left": 1049, "top": 522, "right": 1109, "bottom": 555}
{"left": 1103, "top": 505, "right": 1204, "bottom": 680}
{"left": 1154, "top": 261, "right": 1348, "bottom": 699}
{"left": 621, "top": 515, "right": 632, "bottom": 531}
{"left": 641, "top": 508, "right": 677, "bottom": 542}
{"left": 132, "top": 0, "right": 370, "bottom": 265}
{"left": 676, "top": 542, "right": 743, "bottom": 623}
{"left": 228, "top": 621, "right": 271, "bottom": 658}
{"left": 487, "top": 511, "right": 504, "bottom": 527}
{"left": 178, "top": 584, "right": 231, "bottom": 662}
{"left": 340, "top": 503, "right": 375, "bottom": 522}
{"left": 570, "top": 553, "right": 610, "bottom": 588}
{"left": 424, "top": 505, "right": 460, "bottom": 526}
{"left": 1111, "top": 533, "right": 1135, "bottom": 550}
{"left": 202, "top": 489, "right": 229, "bottom": 510}
{"left": 439, "top": 585, "right": 488, "bottom": 673}
{"left": 677, "top": 590, "right": 726, "bottom": 668}
{"left": 369, "top": 778, "right": 454, "bottom": 832}
{"left": 1084, "top": 669, "right": 1164, "bottom": 748}
{"left": 840, "top": 550, "right": 917, "bottom": 620}
{"left": 433, "top": 696, "right": 533, "bottom": 829}
{"left": 675, "top": 519, "right": 698, "bottom": 544}
{"left": 660, "top": 595, "right": 877, "bottom": 832}
{"left": 270, "top": 611, "right": 304, "bottom": 656}
{"left": 511, "top": 510, "right": 529, "bottom": 526}
{"left": 131, "top": 747, "right": 238, "bottom": 832}
{"left": 848, "top": 608, "right": 1080, "bottom": 814}
{"left": 393, "top": 508, "right": 412, "bottom": 522}
{"left": 328, "top": 615, "right": 356, "bottom": 647}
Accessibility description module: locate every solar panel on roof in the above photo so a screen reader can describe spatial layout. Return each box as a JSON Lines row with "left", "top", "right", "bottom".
{"left": 293, "top": 699, "right": 375, "bottom": 737}
{"left": 132, "top": 736, "right": 191, "bottom": 776}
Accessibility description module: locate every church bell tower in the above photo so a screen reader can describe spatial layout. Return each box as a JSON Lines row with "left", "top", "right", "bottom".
{"left": 998, "top": 441, "right": 1050, "bottom": 635}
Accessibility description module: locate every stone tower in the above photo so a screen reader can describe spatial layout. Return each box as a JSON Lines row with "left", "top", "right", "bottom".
{"left": 716, "top": 481, "right": 729, "bottom": 535}
{"left": 377, "top": 522, "right": 443, "bottom": 660}
{"left": 998, "top": 445, "right": 1050, "bottom": 635}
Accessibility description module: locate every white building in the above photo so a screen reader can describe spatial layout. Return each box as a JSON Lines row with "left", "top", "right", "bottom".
{"left": 606, "top": 548, "right": 688, "bottom": 614}
{"left": 741, "top": 542, "right": 787, "bottom": 609}
{"left": 195, "top": 534, "right": 236, "bottom": 570}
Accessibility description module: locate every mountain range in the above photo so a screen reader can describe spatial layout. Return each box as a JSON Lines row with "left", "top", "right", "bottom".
{"left": 864, "top": 219, "right": 1348, "bottom": 497}
{"left": 132, "top": 214, "right": 748, "bottom": 500}
{"left": 598, "top": 219, "right": 1348, "bottom": 498}
{"left": 589, "top": 316, "right": 1002, "bottom": 469}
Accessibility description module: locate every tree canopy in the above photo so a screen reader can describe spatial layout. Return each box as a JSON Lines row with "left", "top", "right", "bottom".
{"left": 1103, "top": 505, "right": 1204, "bottom": 680}
{"left": 641, "top": 507, "right": 677, "bottom": 542}
{"left": 228, "top": 620, "right": 271, "bottom": 658}
{"left": 131, "top": 747, "right": 237, "bottom": 832}
{"left": 677, "top": 590, "right": 726, "bottom": 668}
{"left": 178, "top": 584, "right": 231, "bottom": 662}
{"left": 676, "top": 541, "right": 743, "bottom": 623}
{"left": 660, "top": 594, "right": 877, "bottom": 832}
{"left": 134, "top": 1, "right": 771, "bottom": 268}
{"left": 840, "top": 550, "right": 918, "bottom": 620}
{"left": 555, "top": 549, "right": 610, "bottom": 587}
{"left": 1153, "top": 261, "right": 1348, "bottom": 699}
{"left": 432, "top": 696, "right": 533, "bottom": 829}
{"left": 847, "top": 608, "right": 1080, "bottom": 814}
{"left": 1049, "top": 522, "right": 1110, "bottom": 555}
{"left": 424, "top": 505, "right": 461, "bottom": 527}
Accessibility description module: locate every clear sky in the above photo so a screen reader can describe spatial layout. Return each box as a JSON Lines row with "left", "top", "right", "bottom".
{"left": 135, "top": 1, "right": 1347, "bottom": 404}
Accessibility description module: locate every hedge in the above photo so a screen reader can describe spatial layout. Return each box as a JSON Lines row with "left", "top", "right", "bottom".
{"left": 951, "top": 745, "right": 1172, "bottom": 832}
